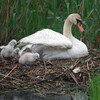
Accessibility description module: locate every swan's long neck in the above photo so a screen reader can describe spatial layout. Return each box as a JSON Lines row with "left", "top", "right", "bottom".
{"left": 63, "top": 17, "right": 73, "bottom": 39}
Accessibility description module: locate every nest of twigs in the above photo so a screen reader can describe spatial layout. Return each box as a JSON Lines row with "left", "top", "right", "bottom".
{"left": 0, "top": 49, "right": 100, "bottom": 94}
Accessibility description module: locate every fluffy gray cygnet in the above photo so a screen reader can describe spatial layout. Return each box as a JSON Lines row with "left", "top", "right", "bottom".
{"left": 19, "top": 52, "right": 40, "bottom": 66}
{"left": 0, "top": 45, "right": 5, "bottom": 58}
{"left": 1, "top": 39, "right": 17, "bottom": 60}
{"left": 11, "top": 47, "right": 20, "bottom": 58}
{"left": 0, "top": 45, "right": 5, "bottom": 51}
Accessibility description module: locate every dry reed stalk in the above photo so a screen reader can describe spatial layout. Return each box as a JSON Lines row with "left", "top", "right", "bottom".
{"left": 0, "top": 64, "right": 17, "bottom": 82}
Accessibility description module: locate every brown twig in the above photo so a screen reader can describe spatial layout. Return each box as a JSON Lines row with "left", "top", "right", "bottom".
{"left": 69, "top": 91, "right": 73, "bottom": 100}
{"left": 88, "top": 72, "right": 91, "bottom": 81}
{"left": 42, "top": 60, "right": 47, "bottom": 80}
{"left": 70, "top": 72, "right": 79, "bottom": 86}
{"left": 0, "top": 64, "right": 17, "bottom": 82}
{"left": 86, "top": 61, "right": 89, "bottom": 70}
{"left": 0, "top": 72, "right": 23, "bottom": 82}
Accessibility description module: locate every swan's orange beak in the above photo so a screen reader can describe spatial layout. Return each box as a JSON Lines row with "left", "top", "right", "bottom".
{"left": 77, "top": 22, "right": 84, "bottom": 32}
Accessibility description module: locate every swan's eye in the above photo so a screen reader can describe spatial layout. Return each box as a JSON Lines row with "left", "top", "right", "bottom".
{"left": 76, "top": 18, "right": 82, "bottom": 24}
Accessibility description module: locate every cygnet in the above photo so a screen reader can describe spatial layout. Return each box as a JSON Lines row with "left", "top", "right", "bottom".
{"left": 19, "top": 52, "right": 40, "bottom": 66}
{"left": 1, "top": 39, "right": 17, "bottom": 60}
{"left": 18, "top": 44, "right": 32, "bottom": 56}
{"left": 0, "top": 45, "right": 5, "bottom": 58}
{"left": 11, "top": 47, "right": 20, "bottom": 58}
{"left": 0, "top": 45, "right": 5, "bottom": 51}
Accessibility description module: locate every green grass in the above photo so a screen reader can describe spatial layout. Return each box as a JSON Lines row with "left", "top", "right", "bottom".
{"left": 86, "top": 74, "right": 100, "bottom": 100}
{"left": 0, "top": 0, "right": 100, "bottom": 48}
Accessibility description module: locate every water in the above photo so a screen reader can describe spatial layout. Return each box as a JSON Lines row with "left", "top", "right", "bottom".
{"left": 0, "top": 90, "right": 88, "bottom": 100}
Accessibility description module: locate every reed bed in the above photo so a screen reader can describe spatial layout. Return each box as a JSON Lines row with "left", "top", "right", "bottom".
{"left": 0, "top": 0, "right": 100, "bottom": 48}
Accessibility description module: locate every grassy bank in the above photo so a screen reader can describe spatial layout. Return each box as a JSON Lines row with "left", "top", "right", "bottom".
{"left": 0, "top": 0, "right": 100, "bottom": 48}
{"left": 86, "top": 74, "right": 100, "bottom": 100}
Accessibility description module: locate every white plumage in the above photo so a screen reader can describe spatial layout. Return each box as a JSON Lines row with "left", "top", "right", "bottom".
{"left": 0, "top": 45, "right": 5, "bottom": 51}
{"left": 0, "top": 45, "right": 5, "bottom": 58}
{"left": 11, "top": 47, "right": 20, "bottom": 58}
{"left": 19, "top": 29, "right": 72, "bottom": 49}
{"left": 18, "top": 44, "right": 32, "bottom": 56}
{"left": 18, "top": 13, "right": 88, "bottom": 61}
{"left": 1, "top": 39, "right": 17, "bottom": 60}
{"left": 19, "top": 52, "right": 40, "bottom": 66}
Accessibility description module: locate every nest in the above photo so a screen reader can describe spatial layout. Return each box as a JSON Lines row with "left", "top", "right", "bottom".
{"left": 0, "top": 49, "right": 100, "bottom": 95}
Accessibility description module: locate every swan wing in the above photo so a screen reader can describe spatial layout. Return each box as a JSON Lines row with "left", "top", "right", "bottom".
{"left": 19, "top": 29, "right": 73, "bottom": 49}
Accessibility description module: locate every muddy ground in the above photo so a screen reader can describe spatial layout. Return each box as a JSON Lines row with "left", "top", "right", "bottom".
{"left": 0, "top": 49, "right": 100, "bottom": 95}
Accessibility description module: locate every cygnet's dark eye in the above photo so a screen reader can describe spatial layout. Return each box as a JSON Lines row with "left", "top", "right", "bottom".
{"left": 24, "top": 48, "right": 31, "bottom": 52}
{"left": 76, "top": 18, "right": 82, "bottom": 24}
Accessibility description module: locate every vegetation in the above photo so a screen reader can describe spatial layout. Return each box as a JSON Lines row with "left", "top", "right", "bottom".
{"left": 0, "top": 0, "right": 100, "bottom": 48}
{"left": 87, "top": 74, "right": 100, "bottom": 100}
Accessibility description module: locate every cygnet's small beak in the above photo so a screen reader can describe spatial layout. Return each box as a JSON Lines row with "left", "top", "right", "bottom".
{"left": 77, "top": 22, "right": 84, "bottom": 32}
{"left": 14, "top": 44, "right": 18, "bottom": 48}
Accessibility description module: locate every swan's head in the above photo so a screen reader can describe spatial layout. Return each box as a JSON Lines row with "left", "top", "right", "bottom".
{"left": 69, "top": 13, "right": 84, "bottom": 32}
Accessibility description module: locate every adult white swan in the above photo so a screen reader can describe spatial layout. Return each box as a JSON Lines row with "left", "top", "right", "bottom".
{"left": 18, "top": 13, "right": 88, "bottom": 60}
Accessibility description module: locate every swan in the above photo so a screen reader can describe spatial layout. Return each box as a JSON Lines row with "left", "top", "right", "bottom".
{"left": 18, "top": 13, "right": 88, "bottom": 61}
